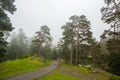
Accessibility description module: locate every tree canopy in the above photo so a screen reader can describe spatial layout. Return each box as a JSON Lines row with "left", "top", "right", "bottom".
{"left": 61, "top": 15, "right": 94, "bottom": 64}
{"left": 0, "top": 0, "right": 16, "bottom": 62}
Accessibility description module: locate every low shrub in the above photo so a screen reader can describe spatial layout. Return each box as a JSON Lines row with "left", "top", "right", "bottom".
{"left": 110, "top": 75, "right": 120, "bottom": 80}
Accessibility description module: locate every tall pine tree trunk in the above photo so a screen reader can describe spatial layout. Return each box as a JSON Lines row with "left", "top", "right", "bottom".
{"left": 39, "top": 44, "right": 41, "bottom": 55}
{"left": 114, "top": 24, "right": 116, "bottom": 39}
{"left": 75, "top": 27, "right": 80, "bottom": 65}
{"left": 70, "top": 44, "right": 73, "bottom": 64}
{"left": 112, "top": 0, "right": 120, "bottom": 40}
{"left": 75, "top": 41, "right": 78, "bottom": 65}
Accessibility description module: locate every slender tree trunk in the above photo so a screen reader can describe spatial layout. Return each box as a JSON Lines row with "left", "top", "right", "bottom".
{"left": 114, "top": 24, "right": 116, "bottom": 39}
{"left": 112, "top": 0, "right": 119, "bottom": 12}
{"left": 112, "top": 0, "right": 117, "bottom": 39}
{"left": 75, "top": 41, "right": 78, "bottom": 65}
{"left": 39, "top": 45, "right": 41, "bottom": 55}
{"left": 75, "top": 28, "right": 80, "bottom": 65}
{"left": 112, "top": 0, "right": 120, "bottom": 40}
{"left": 70, "top": 44, "right": 73, "bottom": 64}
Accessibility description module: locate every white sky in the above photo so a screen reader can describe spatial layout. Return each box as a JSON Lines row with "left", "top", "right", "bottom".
{"left": 9, "top": 0, "right": 110, "bottom": 45}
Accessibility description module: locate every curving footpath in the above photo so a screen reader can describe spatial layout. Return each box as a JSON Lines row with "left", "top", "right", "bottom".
{"left": 5, "top": 61, "right": 59, "bottom": 80}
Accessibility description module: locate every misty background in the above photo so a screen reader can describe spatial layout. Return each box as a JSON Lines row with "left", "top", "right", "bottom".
{"left": 9, "top": 0, "right": 110, "bottom": 45}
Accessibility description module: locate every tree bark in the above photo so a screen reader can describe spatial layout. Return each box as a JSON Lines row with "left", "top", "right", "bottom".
{"left": 75, "top": 27, "right": 80, "bottom": 65}
{"left": 112, "top": 0, "right": 119, "bottom": 12}
{"left": 70, "top": 44, "right": 73, "bottom": 64}
{"left": 112, "top": 0, "right": 120, "bottom": 39}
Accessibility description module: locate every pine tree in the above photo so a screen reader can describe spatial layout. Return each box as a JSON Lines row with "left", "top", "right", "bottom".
{"left": 0, "top": 0, "right": 16, "bottom": 62}
{"left": 61, "top": 15, "right": 93, "bottom": 64}
{"left": 33, "top": 25, "right": 52, "bottom": 60}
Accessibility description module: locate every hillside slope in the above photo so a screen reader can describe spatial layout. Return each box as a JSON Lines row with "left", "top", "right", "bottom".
{"left": 0, "top": 56, "right": 51, "bottom": 79}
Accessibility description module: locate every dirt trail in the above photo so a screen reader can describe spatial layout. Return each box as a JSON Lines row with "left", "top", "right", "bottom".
{"left": 59, "top": 65, "right": 93, "bottom": 80}
{"left": 5, "top": 61, "right": 59, "bottom": 80}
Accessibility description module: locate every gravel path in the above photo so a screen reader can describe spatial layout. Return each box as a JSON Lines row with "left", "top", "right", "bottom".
{"left": 5, "top": 61, "right": 59, "bottom": 80}
{"left": 60, "top": 65, "right": 93, "bottom": 80}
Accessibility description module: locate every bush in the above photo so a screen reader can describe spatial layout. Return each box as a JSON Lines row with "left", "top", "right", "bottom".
{"left": 110, "top": 75, "right": 120, "bottom": 80}
{"left": 107, "top": 39, "right": 120, "bottom": 76}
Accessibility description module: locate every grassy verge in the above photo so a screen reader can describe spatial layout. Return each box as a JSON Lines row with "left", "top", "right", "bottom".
{"left": 63, "top": 63, "right": 112, "bottom": 80}
{"left": 40, "top": 66, "right": 82, "bottom": 80}
{"left": 40, "top": 62, "right": 113, "bottom": 80}
{"left": 0, "top": 56, "right": 51, "bottom": 79}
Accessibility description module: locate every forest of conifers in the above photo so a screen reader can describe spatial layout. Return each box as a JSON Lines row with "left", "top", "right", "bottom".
{"left": 0, "top": 0, "right": 120, "bottom": 78}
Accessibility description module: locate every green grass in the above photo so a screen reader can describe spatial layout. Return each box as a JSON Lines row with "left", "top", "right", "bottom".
{"left": 40, "top": 67, "right": 82, "bottom": 80}
{"left": 40, "top": 62, "right": 113, "bottom": 80}
{"left": 0, "top": 56, "right": 51, "bottom": 79}
{"left": 63, "top": 63, "right": 112, "bottom": 80}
